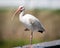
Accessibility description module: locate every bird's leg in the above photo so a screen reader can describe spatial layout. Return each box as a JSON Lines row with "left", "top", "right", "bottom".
{"left": 30, "top": 31, "right": 33, "bottom": 48}
{"left": 27, "top": 31, "right": 33, "bottom": 48}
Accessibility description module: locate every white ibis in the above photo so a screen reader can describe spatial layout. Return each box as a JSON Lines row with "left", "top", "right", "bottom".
{"left": 13, "top": 6, "right": 45, "bottom": 47}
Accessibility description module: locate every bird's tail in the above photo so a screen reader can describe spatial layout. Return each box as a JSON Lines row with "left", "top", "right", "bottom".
{"left": 38, "top": 28, "right": 45, "bottom": 33}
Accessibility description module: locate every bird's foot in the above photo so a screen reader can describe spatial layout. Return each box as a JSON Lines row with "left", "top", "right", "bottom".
{"left": 24, "top": 28, "right": 29, "bottom": 31}
{"left": 25, "top": 45, "right": 32, "bottom": 48}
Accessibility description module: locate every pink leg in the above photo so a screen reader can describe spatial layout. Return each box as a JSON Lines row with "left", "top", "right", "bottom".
{"left": 27, "top": 32, "right": 33, "bottom": 48}
{"left": 30, "top": 31, "right": 33, "bottom": 48}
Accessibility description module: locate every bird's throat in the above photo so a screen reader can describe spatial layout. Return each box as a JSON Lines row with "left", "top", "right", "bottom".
{"left": 20, "top": 11, "right": 24, "bottom": 17}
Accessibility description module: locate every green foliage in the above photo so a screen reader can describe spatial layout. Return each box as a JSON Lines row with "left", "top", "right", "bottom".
{"left": 52, "top": 9, "right": 60, "bottom": 15}
{"left": 0, "top": 39, "right": 45, "bottom": 48}
{"left": 0, "top": 9, "right": 8, "bottom": 13}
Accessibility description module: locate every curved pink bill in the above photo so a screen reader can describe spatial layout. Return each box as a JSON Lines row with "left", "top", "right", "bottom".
{"left": 14, "top": 7, "right": 21, "bottom": 15}
{"left": 11, "top": 7, "right": 20, "bottom": 22}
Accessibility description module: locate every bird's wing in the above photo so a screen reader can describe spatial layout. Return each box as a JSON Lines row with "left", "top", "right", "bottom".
{"left": 29, "top": 18, "right": 35, "bottom": 25}
{"left": 29, "top": 18, "right": 45, "bottom": 31}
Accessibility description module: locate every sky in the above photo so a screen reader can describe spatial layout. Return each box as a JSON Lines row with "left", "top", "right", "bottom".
{"left": 0, "top": 0, "right": 60, "bottom": 9}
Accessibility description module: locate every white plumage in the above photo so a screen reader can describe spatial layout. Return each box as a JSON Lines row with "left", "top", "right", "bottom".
{"left": 19, "top": 12, "right": 45, "bottom": 32}
{"left": 14, "top": 6, "right": 45, "bottom": 46}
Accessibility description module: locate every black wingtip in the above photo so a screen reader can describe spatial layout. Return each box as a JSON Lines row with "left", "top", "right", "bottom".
{"left": 24, "top": 28, "right": 29, "bottom": 31}
{"left": 38, "top": 30, "right": 44, "bottom": 33}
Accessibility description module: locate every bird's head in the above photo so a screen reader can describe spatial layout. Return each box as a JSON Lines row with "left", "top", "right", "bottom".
{"left": 11, "top": 6, "right": 25, "bottom": 22}
{"left": 14, "top": 6, "right": 25, "bottom": 15}
{"left": 19, "top": 6, "right": 25, "bottom": 12}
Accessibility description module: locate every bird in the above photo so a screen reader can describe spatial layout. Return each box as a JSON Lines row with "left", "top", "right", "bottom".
{"left": 13, "top": 6, "right": 45, "bottom": 47}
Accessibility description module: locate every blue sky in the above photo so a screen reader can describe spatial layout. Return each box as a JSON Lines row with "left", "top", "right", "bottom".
{"left": 0, "top": 0, "right": 60, "bottom": 9}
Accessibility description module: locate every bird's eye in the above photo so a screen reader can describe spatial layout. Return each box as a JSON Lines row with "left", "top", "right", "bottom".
{"left": 20, "top": 7, "right": 23, "bottom": 9}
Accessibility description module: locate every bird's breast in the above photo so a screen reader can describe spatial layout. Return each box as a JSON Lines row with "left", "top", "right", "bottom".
{"left": 19, "top": 16, "right": 32, "bottom": 29}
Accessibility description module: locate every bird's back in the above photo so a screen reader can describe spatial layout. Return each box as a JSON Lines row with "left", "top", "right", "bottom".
{"left": 23, "top": 14, "right": 39, "bottom": 20}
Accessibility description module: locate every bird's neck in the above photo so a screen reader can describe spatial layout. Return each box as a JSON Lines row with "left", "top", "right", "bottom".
{"left": 19, "top": 11, "right": 25, "bottom": 18}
